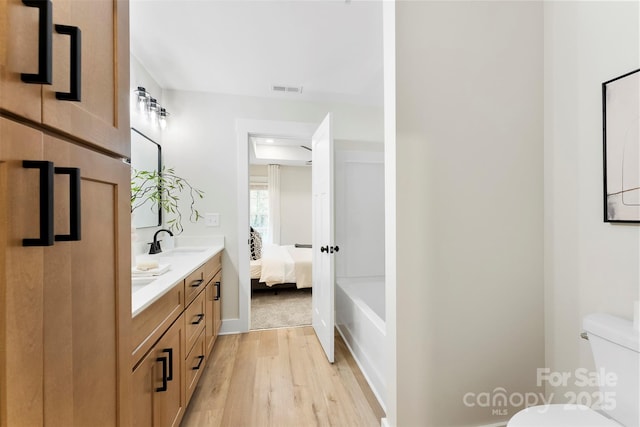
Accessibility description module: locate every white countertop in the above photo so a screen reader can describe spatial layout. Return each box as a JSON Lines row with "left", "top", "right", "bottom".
{"left": 131, "top": 240, "right": 224, "bottom": 317}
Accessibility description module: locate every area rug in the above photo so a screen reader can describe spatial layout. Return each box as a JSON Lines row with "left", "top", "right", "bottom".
{"left": 251, "top": 288, "right": 312, "bottom": 330}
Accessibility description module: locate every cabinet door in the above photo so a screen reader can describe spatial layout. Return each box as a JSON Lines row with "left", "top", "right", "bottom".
{"left": 42, "top": 133, "right": 131, "bottom": 426}
{"left": 132, "top": 315, "right": 185, "bottom": 427}
{"left": 213, "top": 273, "right": 222, "bottom": 341}
{"left": 154, "top": 317, "right": 186, "bottom": 427}
{"left": 0, "top": 117, "right": 45, "bottom": 427}
{"left": 42, "top": 0, "right": 130, "bottom": 157}
{"left": 205, "top": 270, "right": 222, "bottom": 356}
{"left": 0, "top": 0, "right": 45, "bottom": 122}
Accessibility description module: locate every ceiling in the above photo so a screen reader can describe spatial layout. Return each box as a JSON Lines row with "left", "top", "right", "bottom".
{"left": 129, "top": 0, "right": 384, "bottom": 107}
{"left": 249, "top": 136, "right": 312, "bottom": 166}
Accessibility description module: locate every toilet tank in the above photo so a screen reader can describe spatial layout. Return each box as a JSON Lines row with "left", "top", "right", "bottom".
{"left": 583, "top": 313, "right": 639, "bottom": 427}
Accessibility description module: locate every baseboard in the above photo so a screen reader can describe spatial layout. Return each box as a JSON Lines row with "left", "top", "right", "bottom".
{"left": 219, "top": 318, "right": 243, "bottom": 335}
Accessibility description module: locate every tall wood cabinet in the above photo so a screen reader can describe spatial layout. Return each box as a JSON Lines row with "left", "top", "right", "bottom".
{"left": 0, "top": 0, "right": 131, "bottom": 425}
{"left": 0, "top": 0, "right": 130, "bottom": 157}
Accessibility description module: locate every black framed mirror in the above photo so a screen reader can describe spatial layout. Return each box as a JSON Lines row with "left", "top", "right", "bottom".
{"left": 130, "top": 128, "right": 162, "bottom": 228}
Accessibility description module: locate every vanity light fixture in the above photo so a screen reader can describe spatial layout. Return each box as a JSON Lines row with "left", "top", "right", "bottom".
{"left": 159, "top": 108, "right": 169, "bottom": 129}
{"left": 132, "top": 87, "right": 169, "bottom": 130}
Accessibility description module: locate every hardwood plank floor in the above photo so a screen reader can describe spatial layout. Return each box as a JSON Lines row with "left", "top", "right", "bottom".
{"left": 181, "top": 327, "right": 385, "bottom": 427}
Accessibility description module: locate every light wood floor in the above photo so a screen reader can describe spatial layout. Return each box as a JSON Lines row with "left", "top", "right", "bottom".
{"left": 181, "top": 327, "right": 385, "bottom": 427}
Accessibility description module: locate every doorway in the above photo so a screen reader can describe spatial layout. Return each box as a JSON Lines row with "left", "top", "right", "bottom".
{"left": 236, "top": 119, "right": 317, "bottom": 333}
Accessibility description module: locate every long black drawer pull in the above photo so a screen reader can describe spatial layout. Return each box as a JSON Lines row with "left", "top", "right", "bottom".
{"left": 214, "top": 281, "right": 221, "bottom": 301}
{"left": 191, "top": 313, "right": 204, "bottom": 325}
{"left": 192, "top": 355, "right": 205, "bottom": 371}
{"left": 21, "top": 0, "right": 52, "bottom": 84}
{"left": 162, "top": 348, "right": 173, "bottom": 381}
{"left": 54, "top": 24, "right": 81, "bottom": 101}
{"left": 54, "top": 167, "right": 81, "bottom": 241}
{"left": 23, "top": 161, "right": 54, "bottom": 246}
{"left": 155, "top": 356, "right": 168, "bottom": 392}
{"left": 190, "top": 279, "right": 204, "bottom": 288}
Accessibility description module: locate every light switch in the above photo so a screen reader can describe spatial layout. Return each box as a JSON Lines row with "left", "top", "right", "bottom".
{"left": 205, "top": 213, "right": 220, "bottom": 227}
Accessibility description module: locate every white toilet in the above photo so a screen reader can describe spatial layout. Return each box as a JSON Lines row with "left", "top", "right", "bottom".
{"left": 508, "top": 313, "right": 639, "bottom": 426}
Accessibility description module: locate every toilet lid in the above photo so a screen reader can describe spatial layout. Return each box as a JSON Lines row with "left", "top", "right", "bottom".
{"left": 508, "top": 404, "right": 620, "bottom": 426}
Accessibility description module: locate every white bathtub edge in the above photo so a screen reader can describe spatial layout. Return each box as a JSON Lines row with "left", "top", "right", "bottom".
{"left": 337, "top": 324, "right": 387, "bottom": 414}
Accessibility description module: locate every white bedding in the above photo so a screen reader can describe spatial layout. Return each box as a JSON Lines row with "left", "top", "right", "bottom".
{"left": 257, "top": 245, "right": 312, "bottom": 288}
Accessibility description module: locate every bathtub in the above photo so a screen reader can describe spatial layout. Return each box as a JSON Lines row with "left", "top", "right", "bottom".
{"left": 335, "top": 277, "right": 386, "bottom": 411}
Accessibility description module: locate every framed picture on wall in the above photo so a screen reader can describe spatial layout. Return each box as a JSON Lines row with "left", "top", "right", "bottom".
{"left": 602, "top": 68, "right": 640, "bottom": 222}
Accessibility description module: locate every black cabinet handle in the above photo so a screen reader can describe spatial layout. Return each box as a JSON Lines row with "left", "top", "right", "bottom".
{"left": 54, "top": 24, "right": 81, "bottom": 101}
{"left": 54, "top": 167, "right": 81, "bottom": 241}
{"left": 162, "top": 348, "right": 173, "bottom": 381}
{"left": 192, "top": 355, "right": 205, "bottom": 371}
{"left": 190, "top": 279, "right": 204, "bottom": 288}
{"left": 21, "top": 0, "right": 52, "bottom": 85}
{"left": 214, "top": 281, "right": 220, "bottom": 301}
{"left": 320, "top": 245, "right": 329, "bottom": 253}
{"left": 155, "top": 356, "right": 168, "bottom": 392}
{"left": 191, "top": 313, "right": 204, "bottom": 325}
{"left": 22, "top": 161, "right": 54, "bottom": 246}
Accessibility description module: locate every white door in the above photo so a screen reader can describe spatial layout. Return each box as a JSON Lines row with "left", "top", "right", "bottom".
{"left": 312, "top": 113, "right": 335, "bottom": 363}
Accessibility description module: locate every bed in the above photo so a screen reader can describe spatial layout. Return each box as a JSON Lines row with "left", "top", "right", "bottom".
{"left": 250, "top": 244, "right": 312, "bottom": 293}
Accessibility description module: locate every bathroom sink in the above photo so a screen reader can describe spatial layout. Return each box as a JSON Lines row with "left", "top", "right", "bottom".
{"left": 166, "top": 247, "right": 207, "bottom": 256}
{"left": 132, "top": 277, "right": 157, "bottom": 293}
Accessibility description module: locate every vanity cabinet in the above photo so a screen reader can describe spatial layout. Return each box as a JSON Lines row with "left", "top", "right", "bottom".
{"left": 131, "top": 251, "right": 223, "bottom": 423}
{"left": 0, "top": 0, "right": 129, "bottom": 157}
{"left": 132, "top": 313, "right": 186, "bottom": 427}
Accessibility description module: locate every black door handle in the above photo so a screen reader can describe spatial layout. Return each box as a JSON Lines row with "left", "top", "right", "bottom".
{"left": 330, "top": 246, "right": 340, "bottom": 254}
{"left": 162, "top": 348, "right": 173, "bottom": 381}
{"left": 54, "top": 25, "right": 81, "bottom": 101}
{"left": 214, "top": 281, "right": 221, "bottom": 301}
{"left": 21, "top": 0, "right": 52, "bottom": 85}
{"left": 54, "top": 167, "right": 81, "bottom": 241}
{"left": 155, "top": 356, "right": 168, "bottom": 392}
{"left": 320, "top": 245, "right": 329, "bottom": 253}
{"left": 22, "top": 160, "right": 54, "bottom": 246}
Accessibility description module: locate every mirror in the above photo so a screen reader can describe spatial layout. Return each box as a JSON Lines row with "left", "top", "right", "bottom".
{"left": 131, "top": 128, "right": 162, "bottom": 228}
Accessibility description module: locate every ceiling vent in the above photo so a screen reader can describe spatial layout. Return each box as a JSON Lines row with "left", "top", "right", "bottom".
{"left": 271, "top": 84, "right": 303, "bottom": 94}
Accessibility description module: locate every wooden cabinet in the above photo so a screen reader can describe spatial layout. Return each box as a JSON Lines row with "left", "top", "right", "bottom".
{"left": 205, "top": 270, "right": 222, "bottom": 356}
{"left": 0, "top": 0, "right": 129, "bottom": 157}
{"left": 132, "top": 314, "right": 186, "bottom": 427}
{"left": 0, "top": 117, "right": 131, "bottom": 426}
{"left": 132, "top": 252, "right": 223, "bottom": 422}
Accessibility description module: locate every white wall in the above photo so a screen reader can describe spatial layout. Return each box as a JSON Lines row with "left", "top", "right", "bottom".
{"left": 130, "top": 55, "right": 165, "bottom": 248}
{"left": 544, "top": 1, "right": 640, "bottom": 400}
{"left": 391, "top": 2, "right": 544, "bottom": 425}
{"left": 279, "top": 166, "right": 312, "bottom": 245}
{"left": 160, "top": 90, "right": 383, "bottom": 322}
{"left": 335, "top": 147, "right": 385, "bottom": 279}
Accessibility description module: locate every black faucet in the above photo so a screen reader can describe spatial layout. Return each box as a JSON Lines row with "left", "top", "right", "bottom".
{"left": 149, "top": 229, "right": 174, "bottom": 254}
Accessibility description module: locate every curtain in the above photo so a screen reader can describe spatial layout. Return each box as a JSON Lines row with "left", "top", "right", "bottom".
{"left": 267, "top": 164, "right": 280, "bottom": 245}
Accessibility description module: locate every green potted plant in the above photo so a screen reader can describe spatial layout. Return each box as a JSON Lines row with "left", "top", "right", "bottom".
{"left": 131, "top": 166, "right": 204, "bottom": 234}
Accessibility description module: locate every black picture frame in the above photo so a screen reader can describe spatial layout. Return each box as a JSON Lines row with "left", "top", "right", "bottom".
{"left": 602, "top": 68, "right": 640, "bottom": 223}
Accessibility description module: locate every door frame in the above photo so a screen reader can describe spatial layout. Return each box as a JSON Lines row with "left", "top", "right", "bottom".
{"left": 235, "top": 118, "right": 317, "bottom": 332}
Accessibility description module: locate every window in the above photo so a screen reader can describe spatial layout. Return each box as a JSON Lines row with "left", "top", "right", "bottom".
{"left": 249, "top": 182, "right": 269, "bottom": 243}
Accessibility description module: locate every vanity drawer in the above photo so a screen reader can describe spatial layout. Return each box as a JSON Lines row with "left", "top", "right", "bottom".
{"left": 184, "top": 265, "right": 206, "bottom": 306}
{"left": 184, "top": 289, "right": 206, "bottom": 354}
{"left": 185, "top": 330, "right": 206, "bottom": 405}
{"left": 204, "top": 252, "right": 221, "bottom": 285}
{"left": 131, "top": 283, "right": 183, "bottom": 367}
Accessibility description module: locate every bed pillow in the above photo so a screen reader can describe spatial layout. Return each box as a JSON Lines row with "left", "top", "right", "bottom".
{"left": 250, "top": 227, "right": 262, "bottom": 260}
